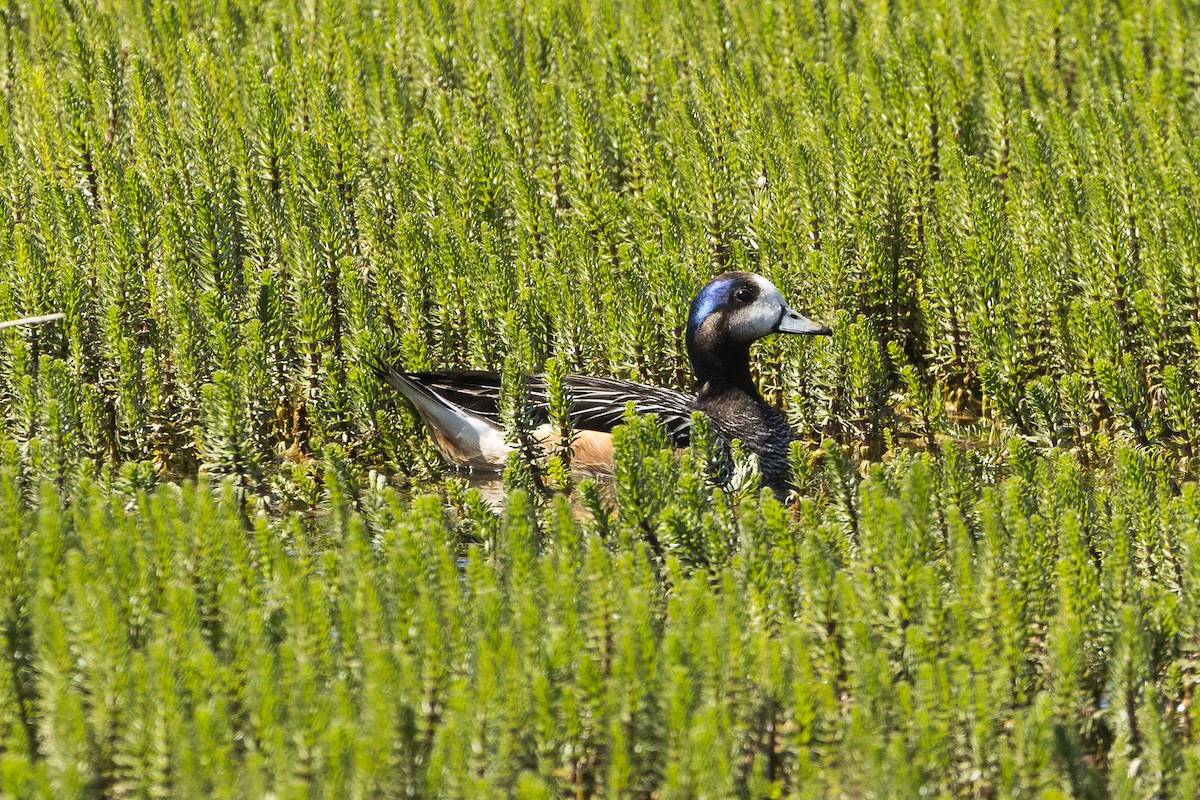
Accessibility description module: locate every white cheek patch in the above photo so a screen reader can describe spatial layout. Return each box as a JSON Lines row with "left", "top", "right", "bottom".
{"left": 727, "top": 298, "right": 783, "bottom": 341}
{"left": 726, "top": 276, "right": 787, "bottom": 342}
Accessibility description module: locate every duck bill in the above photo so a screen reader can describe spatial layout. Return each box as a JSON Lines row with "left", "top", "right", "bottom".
{"left": 776, "top": 307, "right": 832, "bottom": 336}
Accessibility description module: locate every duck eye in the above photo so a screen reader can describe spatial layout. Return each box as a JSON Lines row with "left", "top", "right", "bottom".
{"left": 733, "top": 286, "right": 754, "bottom": 304}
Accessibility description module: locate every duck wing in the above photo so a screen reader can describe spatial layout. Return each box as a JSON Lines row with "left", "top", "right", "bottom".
{"left": 386, "top": 369, "right": 506, "bottom": 423}
{"left": 371, "top": 361, "right": 695, "bottom": 446}
{"left": 367, "top": 363, "right": 513, "bottom": 470}
{"left": 549, "top": 375, "right": 695, "bottom": 445}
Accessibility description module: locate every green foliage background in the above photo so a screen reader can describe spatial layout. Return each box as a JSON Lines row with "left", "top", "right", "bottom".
{"left": 0, "top": 0, "right": 1199, "bottom": 795}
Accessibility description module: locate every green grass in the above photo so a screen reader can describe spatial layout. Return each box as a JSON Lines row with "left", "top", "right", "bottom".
{"left": 1, "top": 0, "right": 1200, "bottom": 795}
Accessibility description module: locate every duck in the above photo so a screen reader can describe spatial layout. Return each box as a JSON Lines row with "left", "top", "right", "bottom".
{"left": 371, "top": 272, "right": 832, "bottom": 493}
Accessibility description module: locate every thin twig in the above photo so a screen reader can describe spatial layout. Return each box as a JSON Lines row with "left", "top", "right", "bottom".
{"left": 0, "top": 312, "right": 64, "bottom": 330}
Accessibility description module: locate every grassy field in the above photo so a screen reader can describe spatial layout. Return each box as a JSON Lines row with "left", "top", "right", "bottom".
{"left": 1, "top": 0, "right": 1200, "bottom": 795}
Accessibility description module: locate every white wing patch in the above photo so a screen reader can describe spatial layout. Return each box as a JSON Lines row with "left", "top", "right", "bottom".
{"left": 418, "top": 400, "right": 512, "bottom": 470}
{"left": 381, "top": 370, "right": 512, "bottom": 470}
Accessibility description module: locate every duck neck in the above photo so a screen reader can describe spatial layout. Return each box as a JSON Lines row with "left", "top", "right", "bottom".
{"left": 687, "top": 336, "right": 761, "bottom": 401}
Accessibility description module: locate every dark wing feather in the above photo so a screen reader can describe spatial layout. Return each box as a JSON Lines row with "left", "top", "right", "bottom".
{"left": 372, "top": 361, "right": 696, "bottom": 446}
{"left": 396, "top": 370, "right": 506, "bottom": 423}
{"left": 540, "top": 375, "right": 695, "bottom": 445}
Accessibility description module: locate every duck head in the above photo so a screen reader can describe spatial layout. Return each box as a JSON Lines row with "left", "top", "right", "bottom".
{"left": 686, "top": 272, "right": 831, "bottom": 395}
